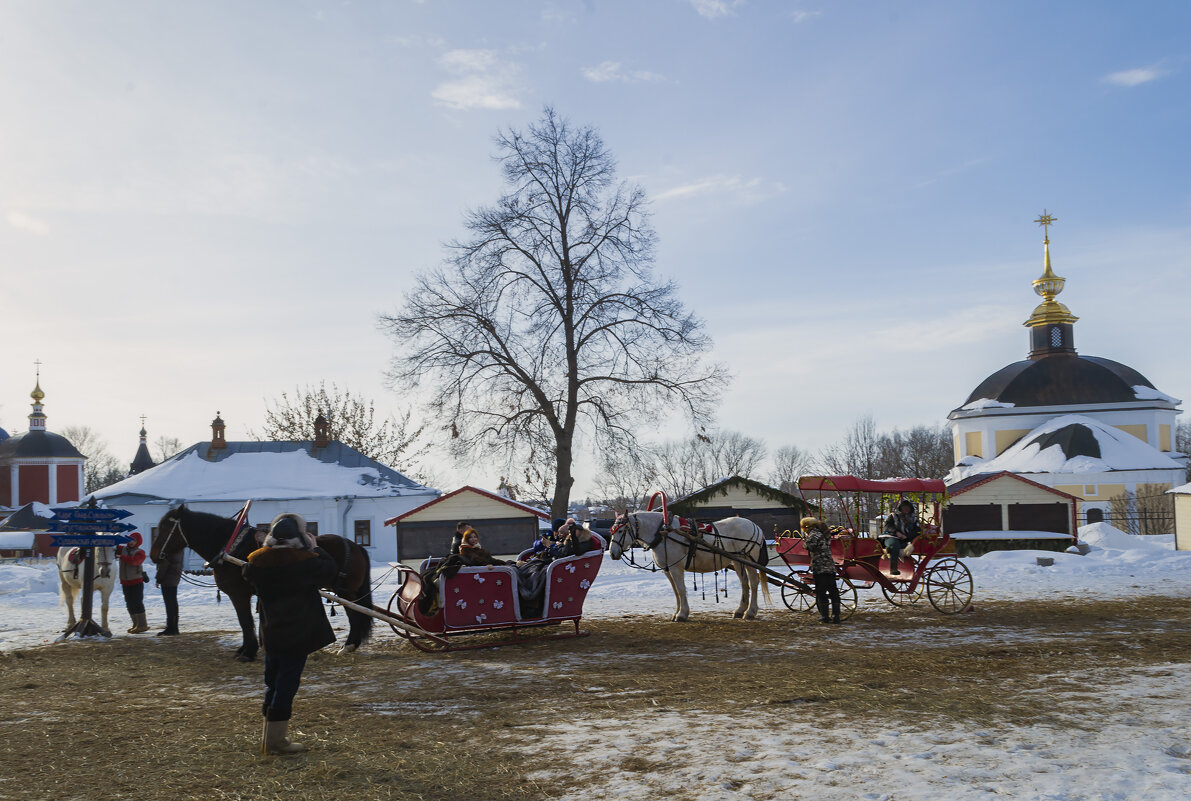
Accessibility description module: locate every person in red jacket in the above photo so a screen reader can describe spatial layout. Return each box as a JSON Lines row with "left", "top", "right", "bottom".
{"left": 116, "top": 531, "right": 151, "bottom": 634}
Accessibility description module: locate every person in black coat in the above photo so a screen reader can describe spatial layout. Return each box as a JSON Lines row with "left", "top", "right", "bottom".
{"left": 242, "top": 513, "right": 337, "bottom": 756}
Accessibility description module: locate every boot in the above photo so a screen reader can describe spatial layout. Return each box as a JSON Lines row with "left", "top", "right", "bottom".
{"left": 129, "top": 613, "right": 151, "bottom": 634}
{"left": 156, "top": 624, "right": 179, "bottom": 636}
{"left": 263, "top": 720, "right": 307, "bottom": 756}
{"left": 888, "top": 549, "right": 901, "bottom": 575}
{"left": 831, "top": 599, "right": 841, "bottom": 624}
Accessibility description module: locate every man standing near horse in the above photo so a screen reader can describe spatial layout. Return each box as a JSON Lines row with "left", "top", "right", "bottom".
{"left": 153, "top": 543, "right": 183, "bottom": 636}
{"left": 242, "top": 513, "right": 337, "bottom": 756}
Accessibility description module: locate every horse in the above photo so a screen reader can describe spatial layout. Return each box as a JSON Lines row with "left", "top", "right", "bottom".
{"left": 57, "top": 545, "right": 116, "bottom": 634}
{"left": 151, "top": 505, "right": 374, "bottom": 661}
{"left": 609, "top": 510, "right": 771, "bottom": 622}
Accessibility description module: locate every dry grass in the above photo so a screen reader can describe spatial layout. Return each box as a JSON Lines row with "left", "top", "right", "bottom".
{"left": 1, "top": 596, "right": 1190, "bottom": 800}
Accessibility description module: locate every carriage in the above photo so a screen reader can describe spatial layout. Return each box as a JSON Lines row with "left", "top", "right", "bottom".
{"left": 776, "top": 475, "right": 973, "bottom": 618}
{"left": 383, "top": 534, "right": 605, "bottom": 651}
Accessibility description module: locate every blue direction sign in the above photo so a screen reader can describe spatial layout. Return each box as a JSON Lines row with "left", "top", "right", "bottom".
{"left": 51, "top": 534, "right": 133, "bottom": 548}
{"left": 53, "top": 520, "right": 137, "bottom": 534}
{"left": 51, "top": 508, "right": 133, "bottom": 522}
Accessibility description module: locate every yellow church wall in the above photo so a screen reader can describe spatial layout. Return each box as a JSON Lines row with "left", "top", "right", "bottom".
{"left": 1115, "top": 424, "right": 1147, "bottom": 442}
{"left": 965, "top": 431, "right": 983, "bottom": 459}
{"left": 995, "top": 429, "right": 1032, "bottom": 455}
{"left": 1160, "top": 424, "right": 1172, "bottom": 452}
{"left": 1055, "top": 483, "right": 1126, "bottom": 501}
{"left": 953, "top": 434, "right": 961, "bottom": 463}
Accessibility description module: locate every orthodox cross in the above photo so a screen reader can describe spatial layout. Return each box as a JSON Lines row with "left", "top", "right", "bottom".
{"left": 33, "top": 358, "right": 42, "bottom": 378}
{"left": 1034, "top": 209, "right": 1057, "bottom": 240}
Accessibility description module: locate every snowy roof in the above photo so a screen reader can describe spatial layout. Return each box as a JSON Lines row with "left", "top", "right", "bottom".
{"left": 91, "top": 440, "right": 438, "bottom": 503}
{"left": 385, "top": 485, "right": 549, "bottom": 525}
{"left": 948, "top": 414, "right": 1183, "bottom": 482}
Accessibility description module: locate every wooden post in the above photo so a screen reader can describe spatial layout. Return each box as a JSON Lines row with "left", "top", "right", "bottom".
{"left": 65, "top": 546, "right": 107, "bottom": 638}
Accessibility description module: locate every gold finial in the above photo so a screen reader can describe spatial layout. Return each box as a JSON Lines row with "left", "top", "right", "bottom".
{"left": 31, "top": 359, "right": 45, "bottom": 402}
{"left": 1024, "top": 209, "right": 1077, "bottom": 328}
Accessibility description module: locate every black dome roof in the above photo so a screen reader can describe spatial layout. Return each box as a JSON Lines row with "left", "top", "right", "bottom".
{"left": 0, "top": 430, "right": 85, "bottom": 460}
{"left": 962, "top": 354, "right": 1157, "bottom": 408}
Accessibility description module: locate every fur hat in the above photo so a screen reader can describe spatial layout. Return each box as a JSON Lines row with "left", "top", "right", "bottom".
{"left": 799, "top": 516, "right": 825, "bottom": 532}
{"left": 127, "top": 531, "right": 143, "bottom": 548}
{"left": 265, "top": 513, "right": 313, "bottom": 549}
{"left": 551, "top": 518, "right": 566, "bottom": 533}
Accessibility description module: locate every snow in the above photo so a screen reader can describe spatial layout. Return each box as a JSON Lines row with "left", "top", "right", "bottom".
{"left": 93, "top": 449, "right": 424, "bottom": 501}
{"left": 949, "top": 413, "right": 1182, "bottom": 481}
{"left": 1133, "top": 384, "right": 1181, "bottom": 404}
{"left": 0, "top": 532, "right": 36, "bottom": 549}
{"left": 961, "top": 398, "right": 1016, "bottom": 411}
{"left": 948, "top": 529, "right": 1071, "bottom": 540}
{"left": 2, "top": 521, "right": 1189, "bottom": 799}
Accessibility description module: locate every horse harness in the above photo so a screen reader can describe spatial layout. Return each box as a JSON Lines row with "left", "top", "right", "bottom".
{"left": 60, "top": 546, "right": 114, "bottom": 581}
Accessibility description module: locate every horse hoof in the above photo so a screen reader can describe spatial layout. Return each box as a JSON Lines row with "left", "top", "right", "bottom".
{"left": 337, "top": 644, "right": 358, "bottom": 656}
{"left": 732, "top": 611, "right": 744, "bottom": 619}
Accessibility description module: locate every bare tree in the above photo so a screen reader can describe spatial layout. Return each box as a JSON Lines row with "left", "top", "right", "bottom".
{"left": 61, "top": 425, "right": 125, "bottom": 493}
{"left": 380, "top": 107, "right": 727, "bottom": 517}
{"left": 647, "top": 430, "right": 766, "bottom": 498}
{"left": 253, "top": 382, "right": 430, "bottom": 477}
{"left": 820, "top": 414, "right": 882, "bottom": 478}
{"left": 592, "top": 447, "right": 657, "bottom": 511}
{"left": 1178, "top": 420, "right": 1191, "bottom": 457}
{"left": 770, "top": 444, "right": 815, "bottom": 493}
{"left": 152, "top": 435, "right": 183, "bottom": 463}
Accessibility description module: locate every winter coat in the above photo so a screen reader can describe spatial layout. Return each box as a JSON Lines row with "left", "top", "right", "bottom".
{"left": 458, "top": 544, "right": 508, "bottom": 567}
{"left": 118, "top": 546, "right": 147, "bottom": 586}
{"left": 883, "top": 512, "right": 921, "bottom": 542}
{"left": 242, "top": 546, "right": 337, "bottom": 658}
{"left": 155, "top": 550, "right": 184, "bottom": 588}
{"left": 802, "top": 525, "right": 837, "bottom": 575}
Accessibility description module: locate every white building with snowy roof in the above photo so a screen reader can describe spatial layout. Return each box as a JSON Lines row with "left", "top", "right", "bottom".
{"left": 91, "top": 413, "right": 439, "bottom": 565}
{"left": 948, "top": 217, "right": 1185, "bottom": 522}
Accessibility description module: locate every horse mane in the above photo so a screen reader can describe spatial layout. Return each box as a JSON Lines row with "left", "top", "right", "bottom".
{"left": 163, "top": 505, "right": 237, "bottom": 561}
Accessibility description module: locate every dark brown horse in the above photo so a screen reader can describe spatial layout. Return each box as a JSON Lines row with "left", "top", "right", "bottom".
{"left": 151, "top": 505, "right": 374, "bottom": 661}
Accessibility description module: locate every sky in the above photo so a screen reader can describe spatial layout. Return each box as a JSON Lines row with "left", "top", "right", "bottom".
{"left": 1, "top": 0, "right": 1188, "bottom": 498}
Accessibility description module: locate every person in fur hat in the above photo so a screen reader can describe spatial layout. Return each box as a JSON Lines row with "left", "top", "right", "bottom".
{"left": 116, "top": 531, "right": 151, "bottom": 634}
{"left": 800, "top": 517, "right": 841, "bottom": 625}
{"left": 242, "top": 513, "right": 337, "bottom": 756}
{"left": 457, "top": 527, "right": 509, "bottom": 567}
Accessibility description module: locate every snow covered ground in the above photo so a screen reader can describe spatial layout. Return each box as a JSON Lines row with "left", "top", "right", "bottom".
{"left": 2, "top": 522, "right": 1188, "bottom": 652}
{"left": 2, "top": 523, "right": 1190, "bottom": 800}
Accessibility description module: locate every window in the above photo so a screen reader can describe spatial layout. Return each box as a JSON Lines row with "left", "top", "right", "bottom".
{"left": 353, "top": 519, "right": 371, "bottom": 547}
{"left": 306, "top": 521, "right": 319, "bottom": 536}
{"left": 1051, "top": 326, "right": 1062, "bottom": 347}
{"left": 1084, "top": 485, "right": 1098, "bottom": 497}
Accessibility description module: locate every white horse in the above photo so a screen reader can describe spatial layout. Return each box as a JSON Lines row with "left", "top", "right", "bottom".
{"left": 609, "top": 510, "right": 772, "bottom": 622}
{"left": 57, "top": 546, "right": 116, "bottom": 634}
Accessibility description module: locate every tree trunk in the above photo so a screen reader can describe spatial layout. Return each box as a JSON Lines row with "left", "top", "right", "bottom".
{"left": 551, "top": 441, "right": 575, "bottom": 519}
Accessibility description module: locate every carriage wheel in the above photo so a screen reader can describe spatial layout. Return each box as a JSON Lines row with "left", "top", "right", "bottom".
{"left": 881, "top": 581, "right": 925, "bottom": 607}
{"left": 780, "top": 574, "right": 816, "bottom": 613}
{"left": 924, "top": 558, "right": 973, "bottom": 615}
{"left": 781, "top": 574, "right": 857, "bottom": 620}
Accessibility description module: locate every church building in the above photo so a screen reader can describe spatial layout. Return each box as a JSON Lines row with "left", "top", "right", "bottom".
{"left": 947, "top": 213, "right": 1186, "bottom": 523}
{"left": 0, "top": 378, "right": 85, "bottom": 555}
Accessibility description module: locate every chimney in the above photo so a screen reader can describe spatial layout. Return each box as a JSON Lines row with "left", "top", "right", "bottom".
{"left": 210, "top": 411, "right": 227, "bottom": 451}
{"left": 313, "top": 412, "right": 329, "bottom": 449}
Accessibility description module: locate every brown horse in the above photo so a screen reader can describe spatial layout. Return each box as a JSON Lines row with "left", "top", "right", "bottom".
{"left": 151, "top": 505, "right": 374, "bottom": 661}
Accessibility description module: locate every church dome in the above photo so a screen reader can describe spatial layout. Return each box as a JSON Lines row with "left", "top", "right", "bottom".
{"left": 962, "top": 354, "right": 1159, "bottom": 409}
{"left": 0, "top": 430, "right": 84, "bottom": 460}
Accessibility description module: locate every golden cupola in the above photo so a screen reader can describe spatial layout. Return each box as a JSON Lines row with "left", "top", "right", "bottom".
{"left": 1024, "top": 210, "right": 1078, "bottom": 359}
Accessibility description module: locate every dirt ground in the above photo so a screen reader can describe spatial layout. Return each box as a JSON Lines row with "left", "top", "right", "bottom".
{"left": 2, "top": 597, "right": 1190, "bottom": 801}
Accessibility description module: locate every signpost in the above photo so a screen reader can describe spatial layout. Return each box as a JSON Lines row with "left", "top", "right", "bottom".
{"left": 51, "top": 506, "right": 136, "bottom": 638}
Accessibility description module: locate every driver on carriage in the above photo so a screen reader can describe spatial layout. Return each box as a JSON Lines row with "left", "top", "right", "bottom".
{"left": 882, "top": 499, "right": 921, "bottom": 575}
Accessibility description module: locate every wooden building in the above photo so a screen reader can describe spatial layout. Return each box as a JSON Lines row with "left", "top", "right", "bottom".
{"left": 1170, "top": 482, "right": 1191, "bottom": 551}
{"left": 670, "top": 476, "right": 810, "bottom": 540}
{"left": 385, "top": 486, "right": 549, "bottom": 561}
{"left": 945, "top": 471, "right": 1079, "bottom": 556}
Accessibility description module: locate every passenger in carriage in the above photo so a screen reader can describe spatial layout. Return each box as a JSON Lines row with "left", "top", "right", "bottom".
{"left": 882, "top": 499, "right": 921, "bottom": 575}
{"left": 457, "top": 527, "right": 509, "bottom": 567}
{"left": 448, "top": 521, "right": 471, "bottom": 556}
{"left": 800, "top": 517, "right": 841, "bottom": 625}
{"left": 515, "top": 518, "right": 598, "bottom": 617}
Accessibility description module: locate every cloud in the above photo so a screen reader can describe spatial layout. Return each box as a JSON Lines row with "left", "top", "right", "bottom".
{"left": 5, "top": 210, "right": 50, "bottom": 235}
{"left": 690, "top": 0, "right": 744, "bottom": 20}
{"left": 581, "top": 61, "right": 666, "bottom": 84}
{"left": 789, "top": 9, "right": 822, "bottom": 23}
{"left": 654, "top": 174, "right": 786, "bottom": 205}
{"left": 1103, "top": 66, "right": 1167, "bottom": 87}
{"left": 432, "top": 49, "right": 524, "bottom": 110}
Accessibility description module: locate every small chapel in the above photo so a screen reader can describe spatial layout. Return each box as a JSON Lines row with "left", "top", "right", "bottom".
{"left": 946, "top": 212, "right": 1186, "bottom": 524}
